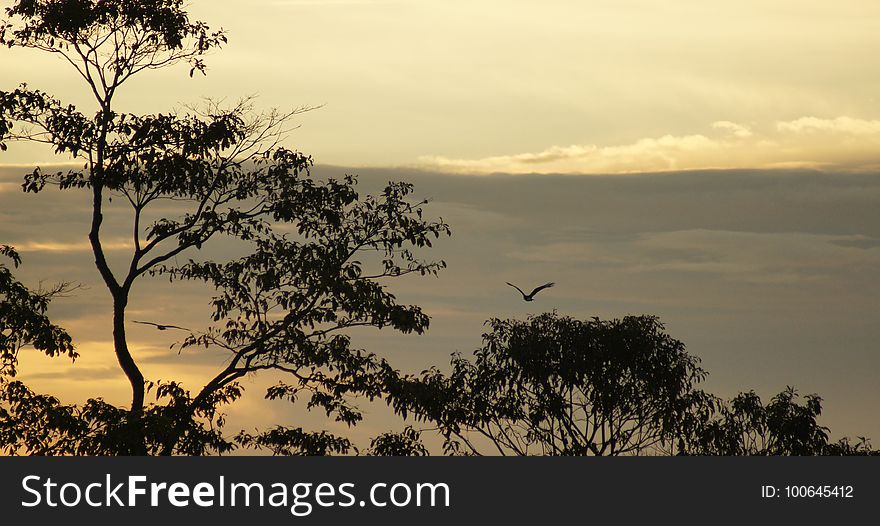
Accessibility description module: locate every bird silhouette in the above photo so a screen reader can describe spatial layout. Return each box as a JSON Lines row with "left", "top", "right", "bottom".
{"left": 132, "top": 320, "right": 190, "bottom": 331}
{"left": 506, "top": 282, "right": 555, "bottom": 301}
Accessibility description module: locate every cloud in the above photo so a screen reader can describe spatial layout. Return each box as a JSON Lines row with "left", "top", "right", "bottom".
{"left": 14, "top": 239, "right": 132, "bottom": 253}
{"left": 777, "top": 116, "right": 880, "bottom": 135}
{"left": 420, "top": 134, "right": 722, "bottom": 174}
{"left": 506, "top": 230, "right": 880, "bottom": 286}
{"left": 266, "top": 0, "right": 395, "bottom": 6}
{"left": 416, "top": 116, "right": 880, "bottom": 175}
{"left": 831, "top": 236, "right": 880, "bottom": 250}
{"left": 712, "top": 120, "right": 753, "bottom": 138}
{"left": 22, "top": 366, "right": 122, "bottom": 382}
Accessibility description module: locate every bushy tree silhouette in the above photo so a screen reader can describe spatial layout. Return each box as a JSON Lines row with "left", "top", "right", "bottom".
{"left": 387, "top": 312, "right": 875, "bottom": 456}
{"left": 366, "top": 426, "right": 429, "bottom": 456}
{"left": 677, "top": 387, "right": 876, "bottom": 456}
{"left": 0, "top": 0, "right": 449, "bottom": 455}
{"left": 389, "top": 313, "right": 706, "bottom": 455}
{"left": 0, "top": 246, "right": 75, "bottom": 378}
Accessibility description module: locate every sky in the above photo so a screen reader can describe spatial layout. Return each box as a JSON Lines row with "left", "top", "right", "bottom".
{"left": 5, "top": 0, "right": 880, "bottom": 172}
{"left": 1, "top": 0, "right": 880, "bottom": 449}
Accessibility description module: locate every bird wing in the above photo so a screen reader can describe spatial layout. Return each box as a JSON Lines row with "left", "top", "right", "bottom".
{"left": 133, "top": 320, "right": 190, "bottom": 331}
{"left": 529, "top": 282, "right": 555, "bottom": 296}
{"left": 506, "top": 282, "right": 527, "bottom": 298}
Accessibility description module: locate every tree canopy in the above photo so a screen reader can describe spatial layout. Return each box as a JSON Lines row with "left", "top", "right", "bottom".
{"left": 677, "top": 387, "right": 876, "bottom": 456}
{"left": 386, "top": 312, "right": 874, "bottom": 456}
{"left": 388, "top": 313, "right": 707, "bottom": 455}
{"left": 0, "top": 0, "right": 450, "bottom": 455}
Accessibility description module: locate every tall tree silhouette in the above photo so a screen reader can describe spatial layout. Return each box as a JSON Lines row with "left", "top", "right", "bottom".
{"left": 0, "top": 1, "right": 449, "bottom": 455}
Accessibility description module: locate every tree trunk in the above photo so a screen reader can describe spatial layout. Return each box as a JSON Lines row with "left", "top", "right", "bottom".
{"left": 112, "top": 293, "right": 144, "bottom": 413}
{"left": 112, "top": 293, "right": 148, "bottom": 455}
{"left": 90, "top": 179, "right": 148, "bottom": 454}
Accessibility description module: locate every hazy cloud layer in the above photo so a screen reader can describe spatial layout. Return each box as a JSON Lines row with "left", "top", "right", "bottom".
{"left": 2, "top": 165, "right": 879, "bottom": 443}
{"left": 778, "top": 116, "right": 880, "bottom": 135}
{"left": 267, "top": 0, "right": 396, "bottom": 5}
{"left": 418, "top": 117, "right": 880, "bottom": 174}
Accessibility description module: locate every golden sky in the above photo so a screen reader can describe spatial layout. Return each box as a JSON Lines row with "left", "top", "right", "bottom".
{"left": 3, "top": 0, "right": 880, "bottom": 172}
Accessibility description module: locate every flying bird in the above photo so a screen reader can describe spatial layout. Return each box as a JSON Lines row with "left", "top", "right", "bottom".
{"left": 132, "top": 320, "right": 190, "bottom": 331}
{"left": 506, "top": 282, "right": 555, "bottom": 302}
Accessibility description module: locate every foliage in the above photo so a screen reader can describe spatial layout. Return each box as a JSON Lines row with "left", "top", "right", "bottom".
{"left": 677, "top": 387, "right": 877, "bottom": 456}
{"left": 0, "top": 378, "right": 239, "bottom": 455}
{"left": 235, "top": 427, "right": 354, "bottom": 456}
{"left": 0, "top": 247, "right": 76, "bottom": 377}
{"left": 387, "top": 312, "right": 876, "bottom": 456}
{"left": 0, "top": 0, "right": 227, "bottom": 93}
{"left": 0, "top": 0, "right": 450, "bottom": 455}
{"left": 0, "top": 253, "right": 239, "bottom": 456}
{"left": 389, "top": 313, "right": 706, "bottom": 455}
{"left": 366, "top": 426, "right": 429, "bottom": 456}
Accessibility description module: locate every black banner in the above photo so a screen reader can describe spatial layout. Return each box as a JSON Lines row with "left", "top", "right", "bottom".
{"left": 0, "top": 457, "right": 875, "bottom": 524}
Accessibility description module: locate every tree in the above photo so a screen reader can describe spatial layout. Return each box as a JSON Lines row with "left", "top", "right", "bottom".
{"left": 0, "top": 247, "right": 240, "bottom": 456}
{"left": 366, "top": 426, "right": 429, "bottom": 456}
{"left": 0, "top": 246, "right": 80, "bottom": 454}
{"left": 0, "top": 245, "right": 76, "bottom": 378}
{"left": 677, "top": 387, "right": 877, "bottom": 456}
{"left": 388, "top": 313, "right": 706, "bottom": 455}
{"left": 386, "top": 311, "right": 875, "bottom": 456}
{"left": 0, "top": 0, "right": 450, "bottom": 455}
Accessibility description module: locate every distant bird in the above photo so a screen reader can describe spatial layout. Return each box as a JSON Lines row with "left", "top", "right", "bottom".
{"left": 132, "top": 320, "right": 190, "bottom": 331}
{"left": 506, "top": 282, "right": 555, "bottom": 302}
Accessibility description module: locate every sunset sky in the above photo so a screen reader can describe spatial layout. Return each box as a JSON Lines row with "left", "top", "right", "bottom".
{"left": 2, "top": 0, "right": 879, "bottom": 447}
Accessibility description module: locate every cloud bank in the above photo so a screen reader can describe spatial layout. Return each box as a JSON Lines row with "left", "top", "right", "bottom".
{"left": 4, "top": 164, "right": 879, "bottom": 445}
{"left": 418, "top": 116, "right": 880, "bottom": 174}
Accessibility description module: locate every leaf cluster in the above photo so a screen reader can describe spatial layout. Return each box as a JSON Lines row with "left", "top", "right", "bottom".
{"left": 389, "top": 312, "right": 705, "bottom": 455}
{"left": 0, "top": 247, "right": 76, "bottom": 377}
